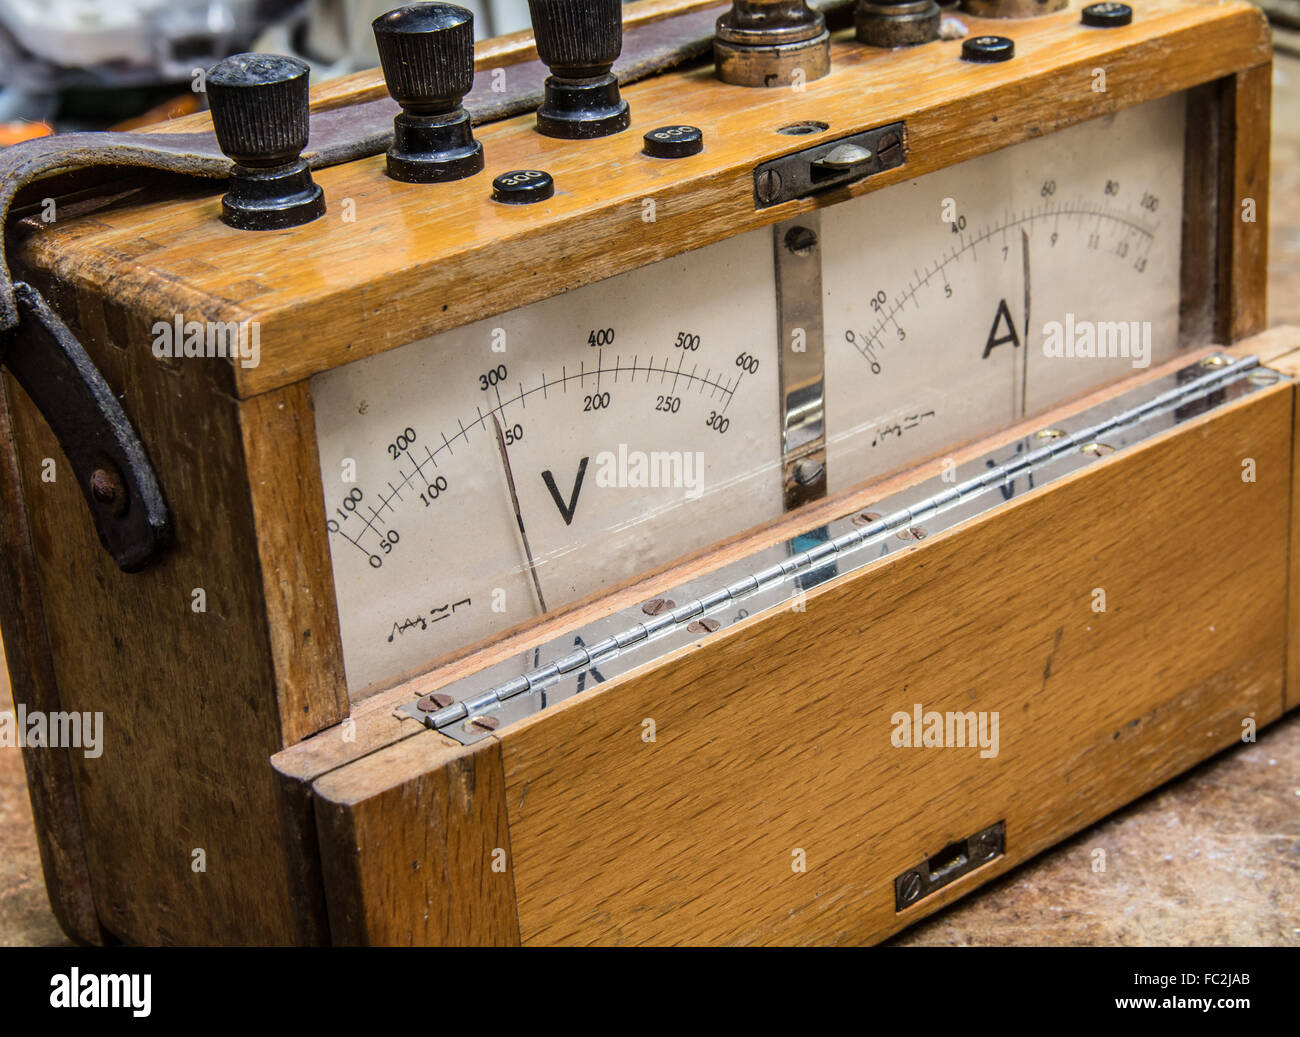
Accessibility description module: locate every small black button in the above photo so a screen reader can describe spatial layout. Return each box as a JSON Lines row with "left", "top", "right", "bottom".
{"left": 643, "top": 125, "right": 704, "bottom": 159}
{"left": 961, "top": 35, "right": 1015, "bottom": 63}
{"left": 492, "top": 169, "right": 554, "bottom": 204}
{"left": 1081, "top": 2, "right": 1133, "bottom": 27}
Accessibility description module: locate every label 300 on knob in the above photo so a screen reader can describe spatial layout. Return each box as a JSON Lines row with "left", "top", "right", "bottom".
{"left": 492, "top": 169, "right": 555, "bottom": 204}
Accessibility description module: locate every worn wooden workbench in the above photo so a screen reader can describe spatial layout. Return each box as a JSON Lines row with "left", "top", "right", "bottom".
{"left": 2, "top": 46, "right": 1298, "bottom": 950}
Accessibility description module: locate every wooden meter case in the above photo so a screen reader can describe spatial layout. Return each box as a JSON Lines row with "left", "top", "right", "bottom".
{"left": 0, "top": 0, "right": 1291, "bottom": 945}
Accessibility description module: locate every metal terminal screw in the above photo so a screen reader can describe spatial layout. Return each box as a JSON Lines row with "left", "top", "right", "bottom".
{"left": 89, "top": 463, "right": 127, "bottom": 517}
{"left": 852, "top": 510, "right": 884, "bottom": 526}
{"left": 793, "top": 458, "right": 825, "bottom": 485}
{"left": 416, "top": 692, "right": 454, "bottom": 712}
{"left": 642, "top": 597, "right": 676, "bottom": 616}
{"left": 898, "top": 870, "right": 923, "bottom": 904}
{"left": 687, "top": 618, "right": 721, "bottom": 635}
{"left": 756, "top": 168, "right": 783, "bottom": 205}
{"left": 784, "top": 225, "right": 818, "bottom": 256}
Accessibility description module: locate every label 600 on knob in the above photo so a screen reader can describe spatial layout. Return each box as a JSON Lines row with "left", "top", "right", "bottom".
{"left": 644, "top": 125, "right": 704, "bottom": 159}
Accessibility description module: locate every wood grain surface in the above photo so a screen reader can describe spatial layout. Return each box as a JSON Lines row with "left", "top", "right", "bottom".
{"left": 239, "top": 384, "right": 348, "bottom": 743}
{"left": 496, "top": 383, "right": 1290, "bottom": 945}
{"left": 313, "top": 731, "right": 519, "bottom": 945}
{"left": 0, "top": 381, "right": 103, "bottom": 944}
{"left": 2, "top": 282, "right": 302, "bottom": 945}
{"left": 1222, "top": 63, "right": 1274, "bottom": 340}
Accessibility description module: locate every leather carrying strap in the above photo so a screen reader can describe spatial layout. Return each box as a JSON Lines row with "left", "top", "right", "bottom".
{"left": 0, "top": 2, "right": 738, "bottom": 331}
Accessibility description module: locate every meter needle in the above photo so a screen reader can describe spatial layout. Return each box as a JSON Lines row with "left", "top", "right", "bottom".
{"left": 1020, "top": 227, "right": 1031, "bottom": 418}
{"left": 490, "top": 411, "right": 549, "bottom": 615}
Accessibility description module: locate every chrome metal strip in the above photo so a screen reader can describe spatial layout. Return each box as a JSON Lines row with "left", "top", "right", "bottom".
{"left": 405, "top": 354, "right": 1279, "bottom": 744}
{"left": 774, "top": 212, "right": 828, "bottom": 510}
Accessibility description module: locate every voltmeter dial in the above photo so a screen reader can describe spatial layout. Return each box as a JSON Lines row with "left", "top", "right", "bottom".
{"left": 314, "top": 229, "right": 782, "bottom": 692}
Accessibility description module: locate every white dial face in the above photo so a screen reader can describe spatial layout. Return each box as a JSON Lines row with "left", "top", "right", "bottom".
{"left": 822, "top": 91, "right": 1186, "bottom": 490}
{"left": 313, "top": 229, "right": 783, "bottom": 693}
{"left": 314, "top": 93, "right": 1188, "bottom": 695}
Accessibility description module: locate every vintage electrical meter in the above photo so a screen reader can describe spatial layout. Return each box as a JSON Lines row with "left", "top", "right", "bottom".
{"left": 0, "top": 0, "right": 1291, "bottom": 945}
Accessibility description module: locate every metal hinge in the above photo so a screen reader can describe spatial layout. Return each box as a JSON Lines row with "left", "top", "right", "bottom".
{"left": 0, "top": 282, "right": 170, "bottom": 571}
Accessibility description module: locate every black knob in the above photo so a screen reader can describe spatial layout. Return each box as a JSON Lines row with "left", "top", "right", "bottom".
{"left": 206, "top": 53, "right": 325, "bottom": 230}
{"left": 527, "top": 0, "right": 629, "bottom": 139}
{"left": 374, "top": 3, "right": 484, "bottom": 182}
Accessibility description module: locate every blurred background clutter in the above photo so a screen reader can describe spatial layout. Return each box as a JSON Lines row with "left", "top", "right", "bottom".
{"left": 0, "top": 0, "right": 1295, "bottom": 138}
{"left": 0, "top": 0, "right": 539, "bottom": 137}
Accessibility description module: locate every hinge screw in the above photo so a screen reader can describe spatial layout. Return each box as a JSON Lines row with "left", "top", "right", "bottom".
{"left": 851, "top": 510, "right": 883, "bottom": 526}
{"left": 416, "top": 692, "right": 454, "bottom": 712}
{"left": 642, "top": 598, "right": 675, "bottom": 616}
{"left": 687, "top": 618, "right": 721, "bottom": 635}
{"left": 468, "top": 715, "right": 499, "bottom": 732}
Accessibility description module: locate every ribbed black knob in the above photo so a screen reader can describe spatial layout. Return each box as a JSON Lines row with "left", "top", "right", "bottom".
{"left": 528, "top": 0, "right": 623, "bottom": 77}
{"left": 207, "top": 53, "right": 312, "bottom": 167}
{"left": 527, "top": 0, "right": 629, "bottom": 138}
{"left": 374, "top": 3, "right": 476, "bottom": 115}
{"left": 372, "top": 3, "right": 484, "bottom": 183}
{"left": 205, "top": 52, "right": 325, "bottom": 229}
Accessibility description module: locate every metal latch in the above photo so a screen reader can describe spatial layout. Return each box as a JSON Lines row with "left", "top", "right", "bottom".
{"left": 754, "top": 121, "right": 906, "bottom": 208}
{"left": 0, "top": 282, "right": 170, "bottom": 572}
{"left": 895, "top": 822, "right": 1006, "bottom": 911}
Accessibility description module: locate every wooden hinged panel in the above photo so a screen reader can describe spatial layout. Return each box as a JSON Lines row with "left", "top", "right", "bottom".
{"left": 306, "top": 370, "right": 1292, "bottom": 945}
{"left": 497, "top": 384, "right": 1290, "bottom": 945}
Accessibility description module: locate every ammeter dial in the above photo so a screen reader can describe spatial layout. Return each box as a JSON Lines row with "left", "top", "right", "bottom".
{"left": 822, "top": 92, "right": 1186, "bottom": 489}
